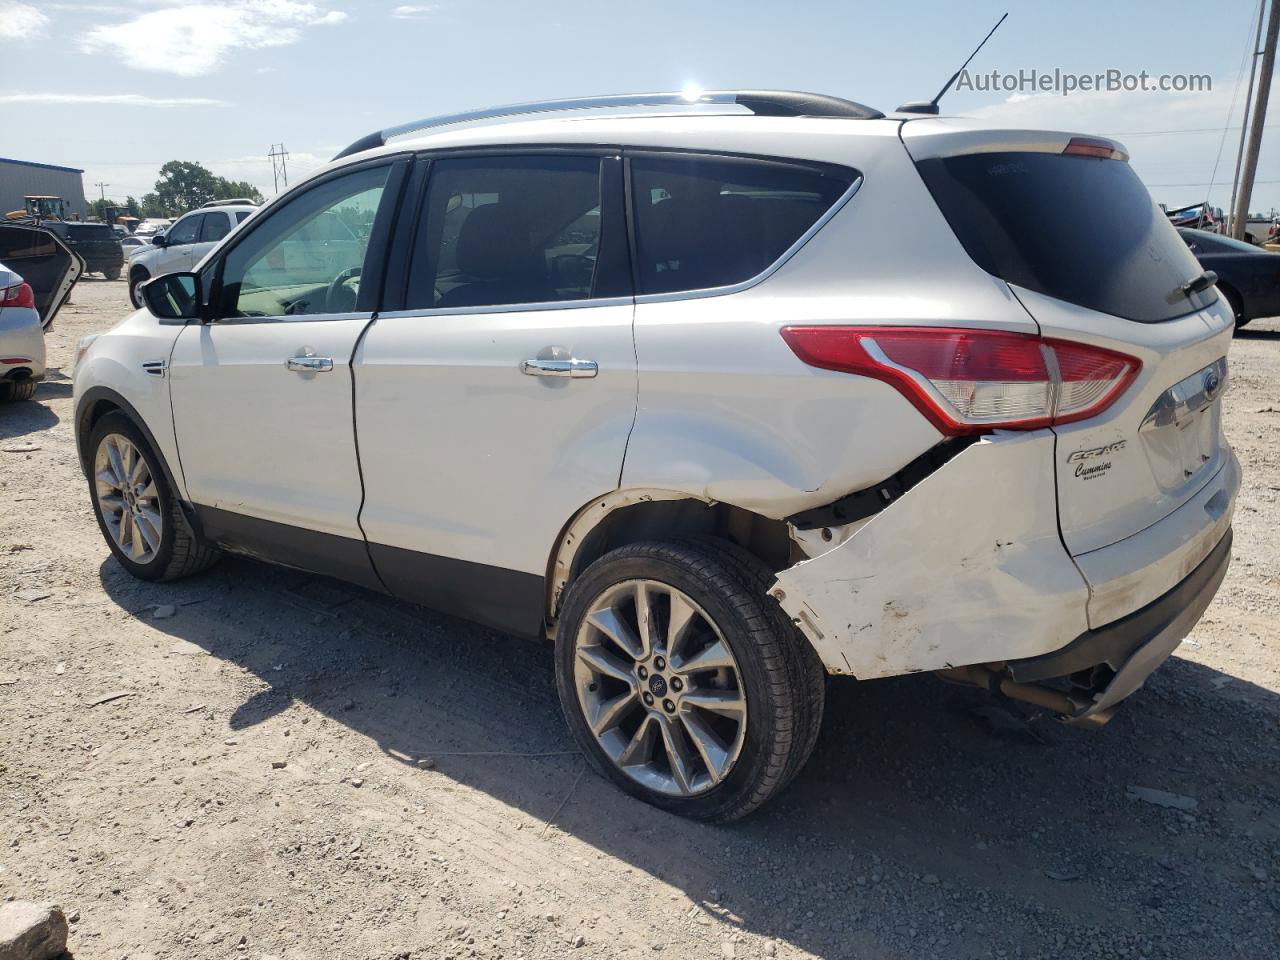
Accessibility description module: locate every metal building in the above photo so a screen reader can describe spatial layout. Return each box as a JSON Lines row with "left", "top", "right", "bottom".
{"left": 0, "top": 157, "right": 88, "bottom": 219}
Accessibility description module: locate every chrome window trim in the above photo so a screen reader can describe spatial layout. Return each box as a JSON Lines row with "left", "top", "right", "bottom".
{"left": 374, "top": 296, "right": 633, "bottom": 321}
{"left": 631, "top": 174, "right": 864, "bottom": 305}
{"left": 210, "top": 310, "right": 374, "bottom": 327}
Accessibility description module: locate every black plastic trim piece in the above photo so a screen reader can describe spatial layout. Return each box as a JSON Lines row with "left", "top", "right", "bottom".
{"left": 787, "top": 437, "right": 978, "bottom": 531}
{"left": 368, "top": 543, "right": 546, "bottom": 640}
{"left": 1009, "top": 527, "right": 1233, "bottom": 683}
{"left": 193, "top": 505, "right": 386, "bottom": 594}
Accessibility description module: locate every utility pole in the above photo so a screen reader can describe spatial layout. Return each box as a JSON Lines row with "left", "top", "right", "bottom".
{"left": 267, "top": 143, "right": 290, "bottom": 193}
{"left": 1228, "top": 0, "right": 1267, "bottom": 236}
{"left": 1232, "top": 0, "right": 1279, "bottom": 239}
{"left": 94, "top": 181, "right": 109, "bottom": 203}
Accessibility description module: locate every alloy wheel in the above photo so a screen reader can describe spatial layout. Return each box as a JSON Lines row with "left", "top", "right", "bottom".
{"left": 94, "top": 433, "right": 164, "bottom": 564}
{"left": 573, "top": 579, "right": 748, "bottom": 797}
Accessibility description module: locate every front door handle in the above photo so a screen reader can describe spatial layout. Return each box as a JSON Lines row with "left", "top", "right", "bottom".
{"left": 520, "top": 357, "right": 598, "bottom": 379}
{"left": 286, "top": 356, "right": 333, "bottom": 373}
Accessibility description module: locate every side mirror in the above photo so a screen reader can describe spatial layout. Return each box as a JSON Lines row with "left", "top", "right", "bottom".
{"left": 142, "top": 272, "right": 202, "bottom": 322}
{"left": 152, "top": 234, "right": 167, "bottom": 247}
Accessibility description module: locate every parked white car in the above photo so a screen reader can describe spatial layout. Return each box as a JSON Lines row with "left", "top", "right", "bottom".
{"left": 127, "top": 201, "right": 257, "bottom": 308}
{"left": 73, "top": 91, "right": 1239, "bottom": 821}
{"left": 1, "top": 224, "right": 82, "bottom": 400}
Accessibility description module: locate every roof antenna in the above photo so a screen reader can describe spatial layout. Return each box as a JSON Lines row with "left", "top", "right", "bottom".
{"left": 898, "top": 12, "right": 1008, "bottom": 115}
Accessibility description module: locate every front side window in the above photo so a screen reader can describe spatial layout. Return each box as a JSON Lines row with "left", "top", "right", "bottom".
{"left": 630, "top": 154, "right": 854, "bottom": 295}
{"left": 167, "top": 215, "right": 202, "bottom": 246}
{"left": 218, "top": 165, "right": 390, "bottom": 318}
{"left": 200, "top": 212, "right": 231, "bottom": 243}
{"left": 406, "top": 155, "right": 603, "bottom": 310}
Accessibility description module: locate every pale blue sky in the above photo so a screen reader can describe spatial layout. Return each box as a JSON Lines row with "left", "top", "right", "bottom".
{"left": 2, "top": 0, "right": 1276, "bottom": 215}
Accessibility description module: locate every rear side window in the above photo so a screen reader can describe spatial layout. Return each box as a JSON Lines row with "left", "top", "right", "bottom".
{"left": 235, "top": 211, "right": 251, "bottom": 224}
{"left": 629, "top": 154, "right": 854, "bottom": 295}
{"left": 916, "top": 152, "right": 1215, "bottom": 323}
{"left": 200, "top": 212, "right": 231, "bottom": 243}
{"left": 407, "top": 155, "right": 606, "bottom": 310}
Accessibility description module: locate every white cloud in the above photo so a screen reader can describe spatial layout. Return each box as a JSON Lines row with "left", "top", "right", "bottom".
{"left": 0, "top": 1, "right": 48, "bottom": 38}
{"left": 0, "top": 92, "right": 228, "bottom": 106}
{"left": 391, "top": 4, "right": 437, "bottom": 18}
{"left": 79, "top": 2, "right": 349, "bottom": 77}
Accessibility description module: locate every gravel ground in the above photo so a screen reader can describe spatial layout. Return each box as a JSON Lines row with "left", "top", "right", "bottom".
{"left": 2, "top": 278, "right": 1278, "bottom": 960}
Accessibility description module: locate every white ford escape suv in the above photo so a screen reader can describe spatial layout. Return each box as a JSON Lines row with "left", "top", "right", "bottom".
{"left": 73, "top": 91, "right": 1240, "bottom": 821}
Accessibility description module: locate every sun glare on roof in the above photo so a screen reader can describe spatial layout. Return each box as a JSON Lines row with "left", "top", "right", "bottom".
{"left": 680, "top": 83, "right": 705, "bottom": 102}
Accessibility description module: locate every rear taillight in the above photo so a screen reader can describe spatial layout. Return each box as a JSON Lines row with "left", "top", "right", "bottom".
{"left": 780, "top": 326, "right": 1141, "bottom": 436}
{"left": 1, "top": 282, "right": 35, "bottom": 309}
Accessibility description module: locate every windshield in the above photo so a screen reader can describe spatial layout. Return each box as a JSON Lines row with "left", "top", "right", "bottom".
{"left": 916, "top": 151, "right": 1216, "bottom": 323}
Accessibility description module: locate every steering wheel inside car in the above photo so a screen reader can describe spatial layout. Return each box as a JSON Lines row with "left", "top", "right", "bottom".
{"left": 325, "top": 266, "right": 362, "bottom": 313}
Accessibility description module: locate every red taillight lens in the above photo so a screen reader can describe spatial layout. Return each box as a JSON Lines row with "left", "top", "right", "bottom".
{"left": 1, "top": 282, "right": 35, "bottom": 309}
{"left": 1062, "top": 136, "right": 1129, "bottom": 163}
{"left": 780, "top": 326, "right": 1141, "bottom": 436}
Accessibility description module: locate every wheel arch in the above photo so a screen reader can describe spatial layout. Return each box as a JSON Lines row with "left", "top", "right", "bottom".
{"left": 76, "top": 387, "right": 186, "bottom": 514}
{"left": 546, "top": 488, "right": 793, "bottom": 624}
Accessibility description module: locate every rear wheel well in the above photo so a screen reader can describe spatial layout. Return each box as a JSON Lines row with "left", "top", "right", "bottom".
{"left": 551, "top": 497, "right": 793, "bottom": 619}
{"left": 1217, "top": 282, "right": 1243, "bottom": 322}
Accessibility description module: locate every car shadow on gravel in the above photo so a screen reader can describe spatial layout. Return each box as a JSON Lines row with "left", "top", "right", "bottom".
{"left": 1235, "top": 326, "right": 1280, "bottom": 340}
{"left": 0, "top": 398, "right": 58, "bottom": 439}
{"left": 98, "top": 556, "right": 1280, "bottom": 959}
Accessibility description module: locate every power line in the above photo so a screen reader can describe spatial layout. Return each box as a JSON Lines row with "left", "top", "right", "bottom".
{"left": 1147, "top": 178, "right": 1280, "bottom": 187}
{"left": 1106, "top": 126, "right": 1244, "bottom": 137}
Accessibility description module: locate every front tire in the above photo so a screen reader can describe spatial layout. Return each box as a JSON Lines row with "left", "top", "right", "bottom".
{"left": 129, "top": 268, "right": 150, "bottom": 309}
{"left": 87, "top": 412, "right": 221, "bottom": 581}
{"left": 103, "top": 266, "right": 121, "bottom": 281}
{"left": 554, "top": 539, "right": 825, "bottom": 822}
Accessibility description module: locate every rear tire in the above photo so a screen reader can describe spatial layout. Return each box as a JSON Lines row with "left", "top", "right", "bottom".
{"left": 554, "top": 539, "right": 825, "bottom": 822}
{"left": 103, "top": 266, "right": 121, "bottom": 281}
{"left": 1, "top": 380, "right": 37, "bottom": 402}
{"left": 87, "top": 411, "right": 221, "bottom": 581}
{"left": 1220, "top": 286, "right": 1248, "bottom": 331}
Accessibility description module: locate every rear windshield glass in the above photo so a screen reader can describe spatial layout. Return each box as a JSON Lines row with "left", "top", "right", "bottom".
{"left": 68, "top": 224, "right": 116, "bottom": 240}
{"left": 916, "top": 152, "right": 1216, "bottom": 323}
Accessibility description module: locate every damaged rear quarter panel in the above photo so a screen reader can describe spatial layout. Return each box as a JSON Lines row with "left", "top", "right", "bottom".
{"left": 772, "top": 430, "right": 1090, "bottom": 678}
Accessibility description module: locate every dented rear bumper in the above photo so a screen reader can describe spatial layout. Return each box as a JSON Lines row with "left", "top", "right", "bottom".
{"left": 771, "top": 431, "right": 1237, "bottom": 713}
{"left": 772, "top": 430, "right": 1090, "bottom": 679}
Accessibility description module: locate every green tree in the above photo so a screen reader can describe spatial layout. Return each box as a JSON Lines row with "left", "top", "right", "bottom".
{"left": 148, "top": 161, "right": 265, "bottom": 216}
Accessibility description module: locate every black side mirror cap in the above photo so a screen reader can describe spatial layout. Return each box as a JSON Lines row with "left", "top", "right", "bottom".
{"left": 142, "top": 272, "right": 202, "bottom": 323}
{"left": 152, "top": 234, "right": 167, "bottom": 247}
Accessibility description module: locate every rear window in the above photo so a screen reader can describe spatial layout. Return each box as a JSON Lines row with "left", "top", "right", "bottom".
{"left": 630, "top": 154, "right": 854, "bottom": 295}
{"left": 916, "top": 151, "right": 1215, "bottom": 323}
{"left": 68, "top": 224, "right": 116, "bottom": 241}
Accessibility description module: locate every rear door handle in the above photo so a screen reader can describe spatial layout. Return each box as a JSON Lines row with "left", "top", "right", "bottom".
{"left": 286, "top": 356, "right": 333, "bottom": 373}
{"left": 520, "top": 358, "right": 598, "bottom": 379}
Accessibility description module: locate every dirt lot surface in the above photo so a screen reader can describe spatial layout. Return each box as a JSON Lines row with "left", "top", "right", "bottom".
{"left": 2, "top": 278, "right": 1278, "bottom": 960}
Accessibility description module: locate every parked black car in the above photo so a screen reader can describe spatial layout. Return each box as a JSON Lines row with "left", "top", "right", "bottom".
{"left": 45, "top": 222, "right": 124, "bottom": 280}
{"left": 1179, "top": 227, "right": 1280, "bottom": 329}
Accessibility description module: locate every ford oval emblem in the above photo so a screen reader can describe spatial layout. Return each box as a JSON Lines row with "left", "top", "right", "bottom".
{"left": 1204, "top": 369, "right": 1221, "bottom": 396}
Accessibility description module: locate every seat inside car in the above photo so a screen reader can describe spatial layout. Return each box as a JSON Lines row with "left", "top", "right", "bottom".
{"left": 439, "top": 203, "right": 557, "bottom": 307}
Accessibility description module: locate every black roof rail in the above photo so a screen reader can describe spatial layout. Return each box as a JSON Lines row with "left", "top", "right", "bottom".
{"left": 332, "top": 90, "right": 884, "bottom": 160}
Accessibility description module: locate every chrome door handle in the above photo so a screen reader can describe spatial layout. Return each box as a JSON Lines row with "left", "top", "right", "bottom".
{"left": 286, "top": 356, "right": 333, "bottom": 373}
{"left": 520, "top": 358, "right": 598, "bottom": 379}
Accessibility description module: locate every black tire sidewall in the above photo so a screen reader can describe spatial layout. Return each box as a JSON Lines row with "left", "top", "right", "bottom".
{"left": 87, "top": 412, "right": 179, "bottom": 580}
{"left": 129, "top": 269, "right": 149, "bottom": 309}
{"left": 555, "top": 544, "right": 789, "bottom": 821}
